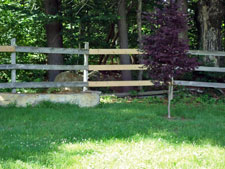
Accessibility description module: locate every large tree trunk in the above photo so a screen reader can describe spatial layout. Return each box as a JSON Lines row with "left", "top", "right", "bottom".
{"left": 197, "top": 0, "right": 225, "bottom": 67}
{"left": 137, "top": 0, "right": 143, "bottom": 90}
{"left": 44, "top": 0, "right": 64, "bottom": 81}
{"left": 176, "top": 0, "right": 188, "bottom": 41}
{"left": 118, "top": 0, "right": 133, "bottom": 92}
{"left": 137, "top": 0, "right": 142, "bottom": 52}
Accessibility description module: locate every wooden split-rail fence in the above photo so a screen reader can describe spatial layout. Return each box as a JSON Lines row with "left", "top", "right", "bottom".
{"left": 0, "top": 38, "right": 225, "bottom": 93}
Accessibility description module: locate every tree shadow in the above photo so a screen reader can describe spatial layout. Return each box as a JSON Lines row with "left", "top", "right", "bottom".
{"left": 0, "top": 102, "right": 225, "bottom": 166}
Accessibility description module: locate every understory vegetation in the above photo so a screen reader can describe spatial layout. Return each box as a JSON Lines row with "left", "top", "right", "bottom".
{"left": 0, "top": 96, "right": 225, "bottom": 169}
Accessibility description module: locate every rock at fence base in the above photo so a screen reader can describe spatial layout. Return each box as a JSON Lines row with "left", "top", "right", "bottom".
{"left": 54, "top": 71, "right": 83, "bottom": 93}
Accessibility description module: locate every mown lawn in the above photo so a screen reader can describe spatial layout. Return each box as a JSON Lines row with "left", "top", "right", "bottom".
{"left": 0, "top": 99, "right": 225, "bottom": 169}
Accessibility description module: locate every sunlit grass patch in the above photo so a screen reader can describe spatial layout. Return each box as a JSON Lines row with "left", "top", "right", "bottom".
{"left": 0, "top": 100, "right": 225, "bottom": 168}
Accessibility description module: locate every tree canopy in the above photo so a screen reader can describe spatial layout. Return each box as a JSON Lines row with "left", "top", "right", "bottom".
{"left": 0, "top": 0, "right": 224, "bottom": 91}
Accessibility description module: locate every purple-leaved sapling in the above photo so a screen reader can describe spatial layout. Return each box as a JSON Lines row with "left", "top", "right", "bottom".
{"left": 142, "top": 1, "right": 198, "bottom": 118}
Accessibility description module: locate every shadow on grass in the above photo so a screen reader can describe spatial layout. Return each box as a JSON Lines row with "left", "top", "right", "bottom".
{"left": 0, "top": 101, "right": 225, "bottom": 164}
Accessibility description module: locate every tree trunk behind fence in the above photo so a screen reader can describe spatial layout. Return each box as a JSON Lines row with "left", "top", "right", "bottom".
{"left": 44, "top": 0, "right": 64, "bottom": 81}
{"left": 137, "top": 0, "right": 143, "bottom": 91}
{"left": 176, "top": 0, "right": 188, "bottom": 42}
{"left": 197, "top": 0, "right": 225, "bottom": 67}
{"left": 118, "top": 0, "right": 133, "bottom": 92}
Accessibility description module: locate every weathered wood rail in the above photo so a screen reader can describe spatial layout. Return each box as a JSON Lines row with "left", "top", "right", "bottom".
{"left": 0, "top": 82, "right": 87, "bottom": 89}
{"left": 0, "top": 64, "right": 87, "bottom": 70}
{"left": 0, "top": 38, "right": 225, "bottom": 92}
{"left": 2, "top": 45, "right": 225, "bottom": 56}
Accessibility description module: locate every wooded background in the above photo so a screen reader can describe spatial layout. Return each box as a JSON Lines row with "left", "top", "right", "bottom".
{"left": 0, "top": 0, "right": 224, "bottom": 92}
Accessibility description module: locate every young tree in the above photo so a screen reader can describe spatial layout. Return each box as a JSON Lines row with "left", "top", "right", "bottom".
{"left": 142, "top": 1, "right": 198, "bottom": 118}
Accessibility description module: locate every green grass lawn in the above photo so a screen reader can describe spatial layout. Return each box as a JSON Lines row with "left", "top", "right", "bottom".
{"left": 0, "top": 99, "right": 225, "bottom": 169}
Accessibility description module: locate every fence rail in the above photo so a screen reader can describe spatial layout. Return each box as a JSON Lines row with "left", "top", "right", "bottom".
{"left": 174, "top": 81, "right": 225, "bottom": 88}
{"left": 0, "top": 64, "right": 87, "bottom": 70}
{"left": 1, "top": 46, "right": 225, "bottom": 56}
{"left": 0, "top": 39, "right": 225, "bottom": 92}
{"left": 0, "top": 64, "right": 225, "bottom": 72}
{"left": 0, "top": 82, "right": 87, "bottom": 89}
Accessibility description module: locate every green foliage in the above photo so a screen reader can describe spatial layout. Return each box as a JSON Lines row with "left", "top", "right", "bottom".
{"left": 129, "top": 90, "right": 138, "bottom": 96}
{"left": 47, "top": 88, "right": 61, "bottom": 94}
{"left": 0, "top": 0, "right": 224, "bottom": 90}
{"left": 187, "top": 0, "right": 200, "bottom": 49}
{"left": 222, "top": 21, "right": 225, "bottom": 49}
{"left": 0, "top": 0, "right": 46, "bottom": 83}
{"left": 172, "top": 88, "right": 225, "bottom": 105}
{"left": 101, "top": 91, "right": 225, "bottom": 105}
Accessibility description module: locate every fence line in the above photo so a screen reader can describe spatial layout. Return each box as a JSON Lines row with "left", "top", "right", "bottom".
{"left": 0, "top": 46, "right": 15, "bottom": 52}
{"left": 88, "top": 64, "right": 146, "bottom": 71}
{"left": 1, "top": 46, "right": 225, "bottom": 57}
{"left": 0, "top": 39, "right": 225, "bottom": 91}
{"left": 88, "top": 81, "right": 155, "bottom": 87}
{"left": 0, "top": 64, "right": 87, "bottom": 70}
{"left": 174, "top": 81, "right": 225, "bottom": 88}
{"left": 188, "top": 50, "right": 225, "bottom": 57}
{"left": 0, "top": 46, "right": 88, "bottom": 54}
{"left": 195, "top": 66, "right": 225, "bottom": 73}
{"left": 89, "top": 49, "right": 142, "bottom": 55}
{"left": 0, "top": 64, "right": 225, "bottom": 73}
{"left": 0, "top": 82, "right": 87, "bottom": 89}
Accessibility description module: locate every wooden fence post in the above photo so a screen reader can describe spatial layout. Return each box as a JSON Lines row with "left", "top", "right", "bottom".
{"left": 83, "top": 42, "right": 89, "bottom": 91}
{"left": 168, "top": 78, "right": 174, "bottom": 119}
{"left": 11, "top": 38, "right": 16, "bottom": 93}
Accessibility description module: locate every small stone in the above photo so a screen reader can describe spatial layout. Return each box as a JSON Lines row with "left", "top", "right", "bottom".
{"left": 53, "top": 71, "right": 83, "bottom": 93}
